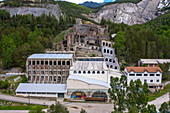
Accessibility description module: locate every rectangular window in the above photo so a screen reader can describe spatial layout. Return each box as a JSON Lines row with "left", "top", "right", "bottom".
{"left": 150, "top": 74, "right": 154, "bottom": 76}
{"left": 136, "top": 74, "right": 142, "bottom": 76}
{"left": 129, "top": 74, "right": 135, "bottom": 76}
{"left": 156, "top": 74, "right": 160, "bottom": 76}
{"left": 144, "top": 74, "right": 148, "bottom": 76}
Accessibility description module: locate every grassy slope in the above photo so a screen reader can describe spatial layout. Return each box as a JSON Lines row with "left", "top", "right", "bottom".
{"left": 0, "top": 100, "right": 47, "bottom": 110}
{"left": 148, "top": 84, "right": 170, "bottom": 102}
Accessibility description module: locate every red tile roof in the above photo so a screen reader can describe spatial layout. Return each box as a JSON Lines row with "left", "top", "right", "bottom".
{"left": 125, "top": 67, "right": 163, "bottom": 73}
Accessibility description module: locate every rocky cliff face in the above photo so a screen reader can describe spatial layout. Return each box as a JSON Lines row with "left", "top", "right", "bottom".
{"left": 90, "top": 0, "right": 169, "bottom": 25}
{"left": 0, "top": 4, "right": 61, "bottom": 20}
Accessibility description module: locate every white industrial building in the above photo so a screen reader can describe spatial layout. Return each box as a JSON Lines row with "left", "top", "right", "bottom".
{"left": 124, "top": 67, "right": 163, "bottom": 89}
{"left": 67, "top": 75, "right": 110, "bottom": 99}
{"left": 16, "top": 54, "right": 122, "bottom": 99}
{"left": 16, "top": 83, "right": 66, "bottom": 98}
{"left": 138, "top": 59, "right": 170, "bottom": 67}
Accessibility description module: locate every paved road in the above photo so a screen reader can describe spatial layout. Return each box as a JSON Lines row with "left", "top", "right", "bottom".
{"left": 0, "top": 94, "right": 113, "bottom": 113}
{"left": 0, "top": 92, "right": 169, "bottom": 113}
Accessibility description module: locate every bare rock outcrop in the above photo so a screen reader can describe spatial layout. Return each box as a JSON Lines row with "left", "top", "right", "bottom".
{"left": 90, "top": 0, "right": 169, "bottom": 25}
{"left": 0, "top": 4, "right": 61, "bottom": 20}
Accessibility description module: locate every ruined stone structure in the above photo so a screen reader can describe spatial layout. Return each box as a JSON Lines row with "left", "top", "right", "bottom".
{"left": 58, "top": 24, "right": 110, "bottom": 51}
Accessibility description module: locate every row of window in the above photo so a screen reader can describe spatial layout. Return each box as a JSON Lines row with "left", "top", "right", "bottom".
{"left": 107, "top": 65, "right": 117, "bottom": 69}
{"left": 28, "top": 61, "right": 71, "bottom": 66}
{"left": 28, "top": 71, "right": 69, "bottom": 75}
{"left": 129, "top": 74, "right": 160, "bottom": 76}
{"left": 105, "top": 58, "right": 116, "bottom": 63}
{"left": 103, "top": 42, "right": 111, "bottom": 47}
{"left": 17, "top": 92, "right": 57, "bottom": 95}
{"left": 73, "top": 70, "right": 105, "bottom": 74}
{"left": 103, "top": 49, "right": 114, "bottom": 55}
{"left": 29, "top": 76, "right": 67, "bottom": 82}
{"left": 130, "top": 79, "right": 160, "bottom": 83}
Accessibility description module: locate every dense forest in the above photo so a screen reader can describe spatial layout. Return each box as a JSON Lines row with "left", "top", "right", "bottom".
{"left": 0, "top": 9, "right": 76, "bottom": 70}
{"left": 104, "top": 11, "right": 170, "bottom": 64}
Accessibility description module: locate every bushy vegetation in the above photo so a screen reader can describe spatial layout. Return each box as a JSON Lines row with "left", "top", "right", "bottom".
{"left": 1, "top": 75, "right": 28, "bottom": 95}
{"left": 109, "top": 75, "right": 156, "bottom": 112}
{"left": 159, "top": 63, "right": 170, "bottom": 81}
{"left": 0, "top": 80, "right": 10, "bottom": 89}
{"left": 159, "top": 101, "right": 170, "bottom": 113}
{"left": 106, "top": 11, "right": 170, "bottom": 64}
{"left": 0, "top": 9, "right": 76, "bottom": 69}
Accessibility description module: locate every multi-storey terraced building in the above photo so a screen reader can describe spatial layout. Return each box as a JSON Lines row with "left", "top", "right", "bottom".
{"left": 26, "top": 54, "right": 73, "bottom": 84}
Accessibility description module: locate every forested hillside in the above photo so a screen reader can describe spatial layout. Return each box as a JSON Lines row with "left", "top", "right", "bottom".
{"left": 106, "top": 11, "right": 170, "bottom": 64}
{"left": 54, "top": 1, "right": 99, "bottom": 24}
{"left": 0, "top": 9, "right": 76, "bottom": 69}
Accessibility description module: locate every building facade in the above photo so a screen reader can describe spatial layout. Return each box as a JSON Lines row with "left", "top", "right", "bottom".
{"left": 124, "top": 67, "right": 163, "bottom": 89}
{"left": 26, "top": 54, "right": 73, "bottom": 84}
{"left": 102, "top": 46, "right": 120, "bottom": 70}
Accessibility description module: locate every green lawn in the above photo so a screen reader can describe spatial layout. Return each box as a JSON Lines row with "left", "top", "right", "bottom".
{"left": 0, "top": 100, "right": 48, "bottom": 110}
{"left": 148, "top": 84, "right": 170, "bottom": 102}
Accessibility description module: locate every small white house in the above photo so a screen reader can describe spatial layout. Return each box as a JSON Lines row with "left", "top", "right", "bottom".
{"left": 124, "top": 67, "right": 163, "bottom": 89}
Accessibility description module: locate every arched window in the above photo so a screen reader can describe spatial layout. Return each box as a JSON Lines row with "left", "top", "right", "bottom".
{"left": 73, "top": 70, "right": 77, "bottom": 74}
{"left": 106, "top": 43, "right": 108, "bottom": 46}
{"left": 103, "top": 42, "right": 105, "bottom": 46}
{"left": 83, "top": 71, "right": 86, "bottom": 74}
{"left": 97, "top": 71, "right": 100, "bottom": 74}
{"left": 78, "top": 71, "right": 81, "bottom": 74}
{"left": 110, "top": 65, "right": 113, "bottom": 68}
{"left": 92, "top": 71, "right": 95, "bottom": 74}
{"left": 104, "top": 49, "right": 106, "bottom": 53}
{"left": 109, "top": 44, "right": 111, "bottom": 47}
{"left": 113, "top": 60, "right": 115, "bottom": 63}
{"left": 106, "top": 58, "right": 108, "bottom": 61}
{"left": 150, "top": 80, "right": 153, "bottom": 82}
{"left": 102, "top": 71, "right": 105, "bottom": 74}
{"left": 110, "top": 50, "right": 113, "bottom": 54}
{"left": 109, "top": 59, "right": 112, "bottom": 62}
{"left": 107, "top": 49, "right": 109, "bottom": 53}
{"left": 88, "top": 71, "right": 91, "bottom": 74}
{"left": 110, "top": 76, "right": 113, "bottom": 82}
{"left": 115, "top": 66, "right": 117, "bottom": 69}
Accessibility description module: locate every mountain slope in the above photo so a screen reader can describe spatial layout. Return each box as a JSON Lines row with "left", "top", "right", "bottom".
{"left": 90, "top": 0, "right": 169, "bottom": 25}
{"left": 80, "top": 1, "right": 107, "bottom": 9}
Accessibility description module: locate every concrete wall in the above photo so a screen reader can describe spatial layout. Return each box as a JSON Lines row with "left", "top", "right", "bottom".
{"left": 67, "top": 79, "right": 109, "bottom": 90}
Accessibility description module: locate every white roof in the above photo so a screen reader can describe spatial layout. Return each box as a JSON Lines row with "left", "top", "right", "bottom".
{"left": 70, "top": 61, "right": 108, "bottom": 71}
{"left": 140, "top": 59, "right": 170, "bottom": 64}
{"left": 68, "top": 75, "right": 110, "bottom": 88}
{"left": 28, "top": 54, "right": 73, "bottom": 59}
{"left": 15, "top": 83, "right": 66, "bottom": 93}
